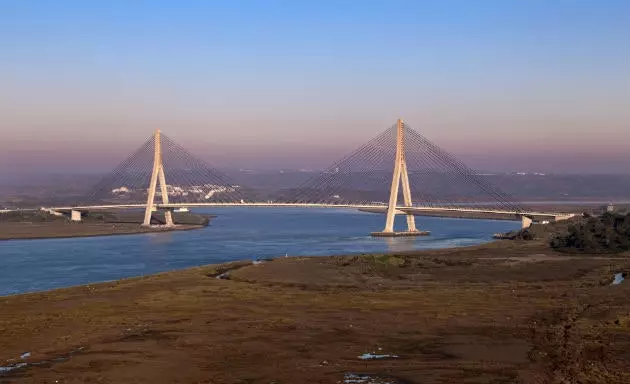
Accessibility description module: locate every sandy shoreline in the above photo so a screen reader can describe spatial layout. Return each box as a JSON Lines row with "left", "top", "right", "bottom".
{"left": 1, "top": 241, "right": 629, "bottom": 383}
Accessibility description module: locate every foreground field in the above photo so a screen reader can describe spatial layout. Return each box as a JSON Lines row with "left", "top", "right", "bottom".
{"left": 1, "top": 242, "right": 629, "bottom": 383}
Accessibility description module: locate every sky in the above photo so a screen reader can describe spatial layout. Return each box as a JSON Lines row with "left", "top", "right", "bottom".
{"left": 0, "top": 0, "right": 628, "bottom": 174}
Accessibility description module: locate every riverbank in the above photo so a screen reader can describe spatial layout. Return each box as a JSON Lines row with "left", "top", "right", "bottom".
{"left": 1, "top": 241, "right": 629, "bottom": 383}
{"left": 0, "top": 210, "right": 213, "bottom": 241}
{"left": 0, "top": 221, "right": 206, "bottom": 241}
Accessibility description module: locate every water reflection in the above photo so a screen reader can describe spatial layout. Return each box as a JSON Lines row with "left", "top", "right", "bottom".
{"left": 384, "top": 237, "right": 418, "bottom": 252}
{"left": 147, "top": 231, "right": 176, "bottom": 245}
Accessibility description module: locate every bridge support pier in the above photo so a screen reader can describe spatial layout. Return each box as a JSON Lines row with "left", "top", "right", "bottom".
{"left": 143, "top": 130, "right": 174, "bottom": 227}
{"left": 371, "top": 119, "right": 429, "bottom": 237}
{"left": 71, "top": 210, "right": 82, "bottom": 222}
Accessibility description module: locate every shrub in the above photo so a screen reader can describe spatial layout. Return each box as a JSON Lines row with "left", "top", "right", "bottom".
{"left": 551, "top": 213, "right": 630, "bottom": 254}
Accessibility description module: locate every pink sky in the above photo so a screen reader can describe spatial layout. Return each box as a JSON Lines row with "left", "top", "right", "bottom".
{"left": 1, "top": 1, "right": 628, "bottom": 174}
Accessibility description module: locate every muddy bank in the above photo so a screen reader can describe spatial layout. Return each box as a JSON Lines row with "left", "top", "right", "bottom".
{"left": 0, "top": 221, "right": 207, "bottom": 241}
{"left": 0, "top": 210, "right": 213, "bottom": 241}
{"left": 1, "top": 241, "right": 629, "bottom": 383}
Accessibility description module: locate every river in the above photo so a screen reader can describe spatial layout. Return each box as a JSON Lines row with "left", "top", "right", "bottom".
{"left": 0, "top": 207, "right": 520, "bottom": 296}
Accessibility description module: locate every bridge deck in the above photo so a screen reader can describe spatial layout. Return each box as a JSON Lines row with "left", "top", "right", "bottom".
{"left": 47, "top": 203, "right": 575, "bottom": 220}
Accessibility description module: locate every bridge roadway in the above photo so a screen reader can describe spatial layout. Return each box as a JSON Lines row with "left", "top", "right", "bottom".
{"left": 48, "top": 203, "right": 576, "bottom": 222}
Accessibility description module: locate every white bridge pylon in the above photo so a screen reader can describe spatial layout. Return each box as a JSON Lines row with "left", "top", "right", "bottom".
{"left": 371, "top": 119, "right": 429, "bottom": 237}
{"left": 143, "top": 130, "right": 174, "bottom": 227}
{"left": 56, "top": 120, "right": 577, "bottom": 231}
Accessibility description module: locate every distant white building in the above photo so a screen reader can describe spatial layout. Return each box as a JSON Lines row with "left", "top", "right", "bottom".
{"left": 112, "top": 186, "right": 131, "bottom": 194}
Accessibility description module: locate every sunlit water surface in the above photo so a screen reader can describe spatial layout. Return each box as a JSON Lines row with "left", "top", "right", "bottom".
{"left": 0, "top": 207, "right": 520, "bottom": 296}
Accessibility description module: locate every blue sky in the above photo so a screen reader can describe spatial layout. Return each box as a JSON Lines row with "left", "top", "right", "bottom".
{"left": 0, "top": 1, "right": 628, "bottom": 172}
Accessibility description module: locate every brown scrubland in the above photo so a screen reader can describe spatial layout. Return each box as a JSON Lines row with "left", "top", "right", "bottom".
{"left": 1, "top": 240, "right": 629, "bottom": 383}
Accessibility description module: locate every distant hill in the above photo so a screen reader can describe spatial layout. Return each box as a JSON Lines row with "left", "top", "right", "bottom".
{"left": 1, "top": 171, "right": 629, "bottom": 208}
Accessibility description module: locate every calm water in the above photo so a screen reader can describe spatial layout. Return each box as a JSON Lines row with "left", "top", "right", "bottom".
{"left": 0, "top": 208, "right": 520, "bottom": 296}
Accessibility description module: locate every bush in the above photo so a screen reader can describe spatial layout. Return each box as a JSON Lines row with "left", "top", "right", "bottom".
{"left": 0, "top": 210, "right": 67, "bottom": 223}
{"left": 551, "top": 213, "right": 630, "bottom": 254}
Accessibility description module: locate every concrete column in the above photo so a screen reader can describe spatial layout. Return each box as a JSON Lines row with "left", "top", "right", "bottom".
{"left": 521, "top": 216, "right": 533, "bottom": 229}
{"left": 400, "top": 150, "right": 417, "bottom": 232}
{"left": 383, "top": 119, "right": 404, "bottom": 233}
{"left": 158, "top": 164, "right": 174, "bottom": 227}
{"left": 143, "top": 130, "right": 162, "bottom": 226}
{"left": 71, "top": 210, "right": 82, "bottom": 222}
{"left": 383, "top": 119, "right": 418, "bottom": 233}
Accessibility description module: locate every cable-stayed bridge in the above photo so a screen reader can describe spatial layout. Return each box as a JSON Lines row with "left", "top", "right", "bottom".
{"left": 50, "top": 120, "right": 576, "bottom": 236}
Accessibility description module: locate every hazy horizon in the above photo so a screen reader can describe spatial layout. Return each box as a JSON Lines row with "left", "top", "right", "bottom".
{"left": 1, "top": 1, "right": 628, "bottom": 174}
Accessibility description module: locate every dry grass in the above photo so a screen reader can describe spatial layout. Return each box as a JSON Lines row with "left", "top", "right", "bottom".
{"left": 1, "top": 242, "right": 629, "bottom": 383}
